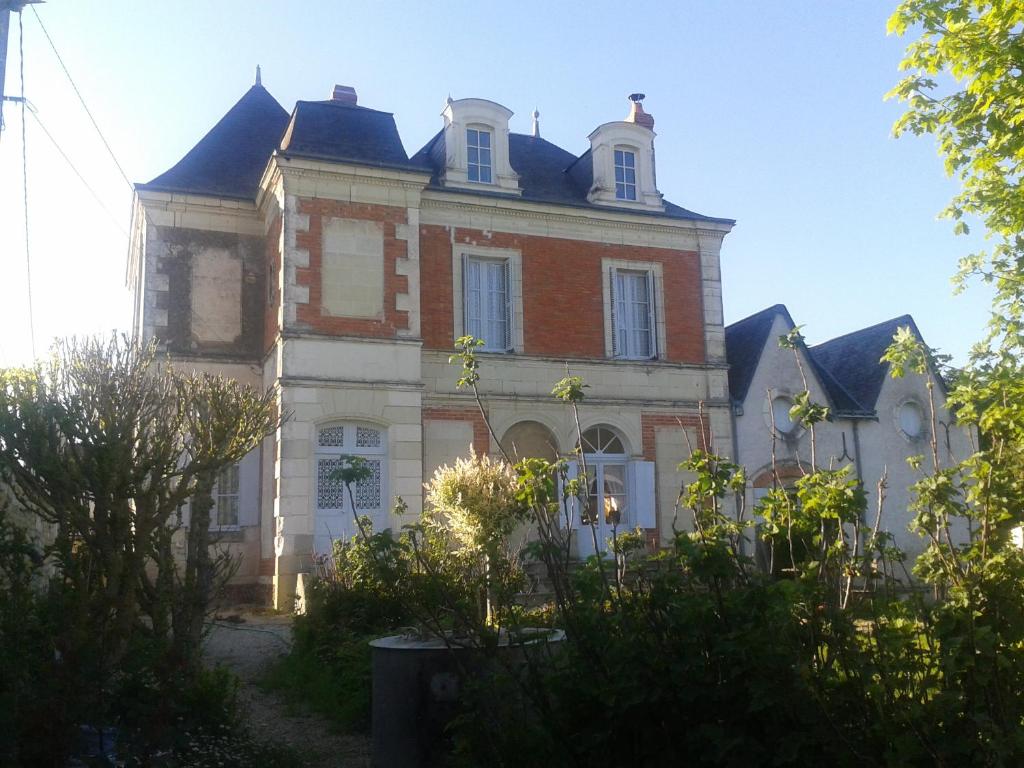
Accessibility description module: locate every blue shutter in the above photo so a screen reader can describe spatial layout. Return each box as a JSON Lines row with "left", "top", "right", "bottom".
{"left": 237, "top": 447, "right": 261, "bottom": 527}
{"left": 627, "top": 460, "right": 656, "bottom": 529}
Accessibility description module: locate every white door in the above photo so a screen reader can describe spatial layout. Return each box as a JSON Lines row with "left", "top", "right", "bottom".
{"left": 577, "top": 460, "right": 628, "bottom": 558}
{"left": 314, "top": 423, "right": 387, "bottom": 556}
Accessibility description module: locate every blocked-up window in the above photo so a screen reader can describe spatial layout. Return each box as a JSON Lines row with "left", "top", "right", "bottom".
{"left": 321, "top": 219, "right": 384, "bottom": 318}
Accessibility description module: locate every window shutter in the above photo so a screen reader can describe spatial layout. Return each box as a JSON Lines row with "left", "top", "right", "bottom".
{"left": 646, "top": 270, "right": 657, "bottom": 359}
{"left": 463, "top": 254, "right": 477, "bottom": 340}
{"left": 502, "top": 258, "right": 513, "bottom": 351}
{"left": 237, "top": 448, "right": 260, "bottom": 527}
{"left": 627, "top": 460, "right": 656, "bottom": 529}
{"left": 609, "top": 268, "right": 619, "bottom": 358}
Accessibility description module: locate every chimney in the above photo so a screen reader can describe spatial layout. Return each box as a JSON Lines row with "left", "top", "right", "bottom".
{"left": 626, "top": 93, "right": 654, "bottom": 130}
{"left": 331, "top": 84, "right": 358, "bottom": 105}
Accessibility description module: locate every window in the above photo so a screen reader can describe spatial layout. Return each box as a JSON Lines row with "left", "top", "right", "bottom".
{"left": 568, "top": 426, "right": 655, "bottom": 558}
{"left": 898, "top": 401, "right": 924, "bottom": 439}
{"left": 314, "top": 422, "right": 387, "bottom": 553}
{"left": 614, "top": 149, "right": 637, "bottom": 201}
{"left": 214, "top": 463, "right": 240, "bottom": 528}
{"left": 464, "top": 256, "right": 512, "bottom": 352}
{"left": 771, "top": 396, "right": 797, "bottom": 435}
{"left": 611, "top": 268, "right": 655, "bottom": 359}
{"left": 467, "top": 128, "right": 492, "bottom": 183}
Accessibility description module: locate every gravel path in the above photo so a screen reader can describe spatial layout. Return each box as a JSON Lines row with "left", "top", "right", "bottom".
{"left": 203, "top": 612, "right": 371, "bottom": 767}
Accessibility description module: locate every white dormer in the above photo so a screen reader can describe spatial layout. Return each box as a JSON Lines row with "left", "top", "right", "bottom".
{"left": 586, "top": 96, "right": 664, "bottom": 211}
{"left": 440, "top": 97, "right": 521, "bottom": 195}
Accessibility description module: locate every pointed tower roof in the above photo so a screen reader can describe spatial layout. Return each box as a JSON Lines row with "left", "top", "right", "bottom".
{"left": 137, "top": 83, "right": 289, "bottom": 200}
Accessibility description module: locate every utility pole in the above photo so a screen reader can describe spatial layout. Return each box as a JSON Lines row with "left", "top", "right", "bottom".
{"left": 0, "top": 0, "right": 43, "bottom": 132}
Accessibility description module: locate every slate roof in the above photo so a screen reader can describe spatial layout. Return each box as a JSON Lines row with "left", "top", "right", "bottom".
{"left": 725, "top": 304, "right": 793, "bottom": 403}
{"left": 138, "top": 83, "right": 735, "bottom": 227}
{"left": 138, "top": 84, "right": 290, "bottom": 200}
{"left": 811, "top": 315, "right": 924, "bottom": 410}
{"left": 410, "top": 131, "right": 733, "bottom": 224}
{"left": 725, "top": 304, "right": 878, "bottom": 417}
{"left": 278, "top": 100, "right": 424, "bottom": 172}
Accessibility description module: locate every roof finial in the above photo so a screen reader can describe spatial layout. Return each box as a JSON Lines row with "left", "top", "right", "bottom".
{"left": 531, "top": 108, "right": 540, "bottom": 138}
{"left": 255, "top": 64, "right": 262, "bottom": 87}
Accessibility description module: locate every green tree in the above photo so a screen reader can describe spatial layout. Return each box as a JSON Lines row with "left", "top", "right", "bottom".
{"left": 887, "top": 0, "right": 1024, "bottom": 356}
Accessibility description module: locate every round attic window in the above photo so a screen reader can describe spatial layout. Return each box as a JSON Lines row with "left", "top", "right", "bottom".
{"left": 771, "top": 396, "right": 797, "bottom": 435}
{"left": 898, "top": 401, "right": 924, "bottom": 439}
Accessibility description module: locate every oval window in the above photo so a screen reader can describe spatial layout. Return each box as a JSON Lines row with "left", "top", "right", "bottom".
{"left": 898, "top": 402, "right": 924, "bottom": 438}
{"left": 772, "top": 396, "right": 796, "bottom": 434}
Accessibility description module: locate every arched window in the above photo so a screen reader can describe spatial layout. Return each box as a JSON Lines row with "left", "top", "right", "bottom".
{"left": 582, "top": 426, "right": 627, "bottom": 529}
{"left": 314, "top": 422, "right": 387, "bottom": 553}
{"left": 565, "top": 426, "right": 655, "bottom": 557}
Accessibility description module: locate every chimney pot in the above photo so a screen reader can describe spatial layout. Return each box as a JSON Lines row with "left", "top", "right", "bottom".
{"left": 626, "top": 94, "right": 655, "bottom": 130}
{"left": 331, "top": 85, "right": 358, "bottom": 105}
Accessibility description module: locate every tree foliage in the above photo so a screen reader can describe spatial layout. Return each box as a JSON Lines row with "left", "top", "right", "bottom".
{"left": 0, "top": 336, "right": 280, "bottom": 762}
{"left": 888, "top": 0, "right": 1024, "bottom": 356}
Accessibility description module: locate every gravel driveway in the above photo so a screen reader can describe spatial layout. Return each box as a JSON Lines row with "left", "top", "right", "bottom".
{"left": 204, "top": 612, "right": 370, "bottom": 767}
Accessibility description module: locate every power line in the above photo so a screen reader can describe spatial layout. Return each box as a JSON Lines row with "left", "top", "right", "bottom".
{"left": 27, "top": 107, "right": 129, "bottom": 238}
{"left": 18, "top": 9, "right": 35, "bottom": 358}
{"left": 30, "top": 4, "right": 133, "bottom": 193}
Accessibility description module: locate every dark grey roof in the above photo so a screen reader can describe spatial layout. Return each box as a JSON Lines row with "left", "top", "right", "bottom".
{"left": 139, "top": 84, "right": 733, "bottom": 225}
{"left": 725, "top": 304, "right": 870, "bottom": 416}
{"left": 138, "top": 84, "right": 289, "bottom": 200}
{"left": 811, "top": 315, "right": 923, "bottom": 410}
{"left": 278, "top": 100, "right": 426, "bottom": 172}
{"left": 410, "top": 131, "right": 735, "bottom": 224}
{"left": 725, "top": 304, "right": 793, "bottom": 403}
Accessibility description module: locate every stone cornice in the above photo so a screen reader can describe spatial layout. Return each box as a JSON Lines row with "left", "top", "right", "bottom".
{"left": 271, "top": 153, "right": 431, "bottom": 190}
{"left": 419, "top": 192, "right": 733, "bottom": 238}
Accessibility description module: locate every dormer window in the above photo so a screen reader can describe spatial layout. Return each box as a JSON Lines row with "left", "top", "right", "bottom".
{"left": 585, "top": 95, "right": 664, "bottom": 211}
{"left": 614, "top": 149, "right": 637, "bottom": 200}
{"left": 467, "top": 128, "right": 493, "bottom": 183}
{"left": 438, "top": 98, "right": 521, "bottom": 195}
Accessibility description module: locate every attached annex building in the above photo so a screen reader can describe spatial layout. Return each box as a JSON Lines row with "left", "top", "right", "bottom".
{"left": 726, "top": 305, "right": 975, "bottom": 559}
{"left": 128, "top": 77, "right": 735, "bottom": 608}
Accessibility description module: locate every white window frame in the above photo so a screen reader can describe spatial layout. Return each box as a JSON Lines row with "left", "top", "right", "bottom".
{"left": 313, "top": 422, "right": 388, "bottom": 551}
{"left": 568, "top": 425, "right": 656, "bottom": 557}
{"left": 614, "top": 147, "right": 637, "bottom": 201}
{"left": 601, "top": 258, "right": 666, "bottom": 361}
{"left": 462, "top": 255, "right": 512, "bottom": 352}
{"left": 452, "top": 246, "right": 523, "bottom": 353}
{"left": 213, "top": 462, "right": 241, "bottom": 530}
{"left": 466, "top": 126, "right": 493, "bottom": 184}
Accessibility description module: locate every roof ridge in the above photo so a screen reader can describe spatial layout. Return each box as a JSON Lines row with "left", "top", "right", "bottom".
{"left": 297, "top": 99, "right": 395, "bottom": 116}
{"left": 725, "top": 303, "right": 791, "bottom": 331}
{"left": 812, "top": 314, "right": 917, "bottom": 350}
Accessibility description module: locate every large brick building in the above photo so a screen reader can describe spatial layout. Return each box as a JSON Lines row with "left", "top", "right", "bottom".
{"left": 128, "top": 76, "right": 735, "bottom": 607}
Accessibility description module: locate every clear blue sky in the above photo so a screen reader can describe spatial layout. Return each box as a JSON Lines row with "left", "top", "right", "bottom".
{"left": 0, "top": 0, "right": 992, "bottom": 367}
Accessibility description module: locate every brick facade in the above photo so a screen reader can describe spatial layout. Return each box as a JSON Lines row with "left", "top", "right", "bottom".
{"left": 420, "top": 225, "right": 706, "bottom": 364}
